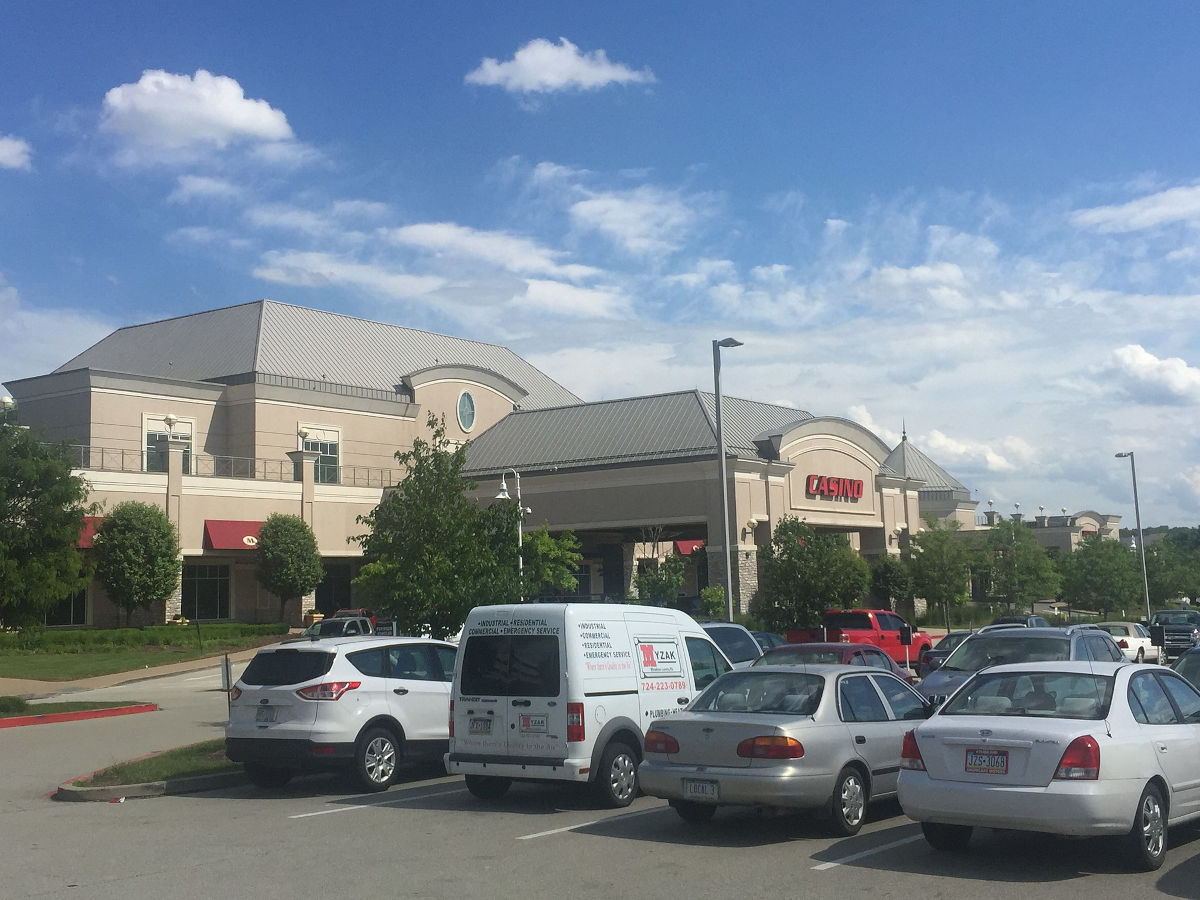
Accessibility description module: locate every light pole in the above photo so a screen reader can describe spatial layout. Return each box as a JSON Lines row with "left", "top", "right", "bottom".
{"left": 713, "top": 337, "right": 743, "bottom": 622}
{"left": 1115, "top": 451, "right": 1152, "bottom": 622}
{"left": 496, "top": 469, "right": 531, "bottom": 601}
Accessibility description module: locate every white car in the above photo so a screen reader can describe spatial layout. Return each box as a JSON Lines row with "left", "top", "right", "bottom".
{"left": 226, "top": 635, "right": 457, "bottom": 792}
{"left": 898, "top": 660, "right": 1200, "bottom": 871}
{"left": 1096, "top": 621, "right": 1162, "bottom": 663}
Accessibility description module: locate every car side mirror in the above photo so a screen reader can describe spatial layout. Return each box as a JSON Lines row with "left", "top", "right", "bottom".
{"left": 926, "top": 658, "right": 943, "bottom": 672}
{"left": 923, "top": 700, "right": 937, "bottom": 718}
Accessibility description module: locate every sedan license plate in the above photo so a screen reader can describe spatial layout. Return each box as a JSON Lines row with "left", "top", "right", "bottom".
{"left": 683, "top": 779, "right": 719, "bottom": 801}
{"left": 255, "top": 706, "right": 277, "bottom": 724}
{"left": 469, "top": 717, "right": 493, "bottom": 735}
{"left": 965, "top": 748, "right": 1008, "bottom": 775}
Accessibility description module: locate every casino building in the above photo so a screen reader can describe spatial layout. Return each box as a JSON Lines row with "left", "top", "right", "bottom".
{"left": 5, "top": 299, "right": 1009, "bottom": 626}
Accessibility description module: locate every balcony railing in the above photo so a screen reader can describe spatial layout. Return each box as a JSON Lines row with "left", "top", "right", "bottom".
{"left": 67, "top": 445, "right": 395, "bottom": 488}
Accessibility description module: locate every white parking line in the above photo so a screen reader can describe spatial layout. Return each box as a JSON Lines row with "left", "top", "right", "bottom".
{"left": 289, "top": 787, "right": 466, "bottom": 819}
{"left": 810, "top": 833, "right": 924, "bottom": 870}
{"left": 517, "top": 806, "right": 664, "bottom": 840}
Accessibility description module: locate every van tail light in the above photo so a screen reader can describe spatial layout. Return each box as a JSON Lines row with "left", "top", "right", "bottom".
{"left": 1117, "top": 639, "right": 1129, "bottom": 649}
{"left": 1054, "top": 735, "right": 1100, "bottom": 780}
{"left": 567, "top": 702, "right": 585, "bottom": 742}
{"left": 644, "top": 730, "right": 680, "bottom": 754}
{"left": 449, "top": 699, "right": 454, "bottom": 738}
{"left": 900, "top": 730, "right": 925, "bottom": 770}
{"left": 736, "top": 736, "right": 804, "bottom": 759}
{"left": 295, "top": 681, "right": 360, "bottom": 701}
{"left": 229, "top": 686, "right": 242, "bottom": 701}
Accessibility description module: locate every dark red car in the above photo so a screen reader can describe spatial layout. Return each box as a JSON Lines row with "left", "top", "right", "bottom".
{"left": 752, "top": 642, "right": 917, "bottom": 683}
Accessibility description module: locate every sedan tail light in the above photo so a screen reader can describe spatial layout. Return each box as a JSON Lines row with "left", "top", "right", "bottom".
{"left": 229, "top": 686, "right": 242, "bottom": 701}
{"left": 736, "top": 736, "right": 804, "bottom": 759}
{"left": 1054, "top": 735, "right": 1100, "bottom": 780}
{"left": 900, "top": 729, "right": 925, "bottom": 771}
{"left": 1117, "top": 639, "right": 1129, "bottom": 649}
{"left": 295, "top": 680, "right": 361, "bottom": 701}
{"left": 643, "top": 730, "right": 680, "bottom": 754}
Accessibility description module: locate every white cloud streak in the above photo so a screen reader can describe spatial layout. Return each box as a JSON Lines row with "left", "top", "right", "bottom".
{"left": 1071, "top": 184, "right": 1200, "bottom": 233}
{"left": 465, "top": 38, "right": 655, "bottom": 94}
{"left": 0, "top": 135, "right": 33, "bottom": 171}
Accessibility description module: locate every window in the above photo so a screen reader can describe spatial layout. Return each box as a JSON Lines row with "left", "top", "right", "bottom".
{"left": 145, "top": 432, "right": 192, "bottom": 474}
{"left": 839, "top": 675, "right": 889, "bottom": 722}
{"left": 303, "top": 437, "right": 339, "bottom": 484}
{"left": 686, "top": 637, "right": 728, "bottom": 688}
{"left": 1159, "top": 674, "right": 1200, "bottom": 723}
{"left": 873, "top": 675, "right": 927, "bottom": 720}
{"left": 863, "top": 648, "right": 893, "bottom": 670}
{"left": 388, "top": 644, "right": 440, "bottom": 681}
{"left": 459, "top": 635, "right": 560, "bottom": 697}
{"left": 241, "top": 649, "right": 335, "bottom": 686}
{"left": 348, "top": 648, "right": 387, "bottom": 678}
{"left": 181, "top": 564, "right": 230, "bottom": 619}
{"left": 457, "top": 390, "right": 476, "bottom": 432}
{"left": 1084, "top": 635, "right": 1122, "bottom": 662}
{"left": 1129, "top": 673, "right": 1177, "bottom": 725}
{"left": 45, "top": 587, "right": 87, "bottom": 626}
{"left": 433, "top": 645, "right": 458, "bottom": 682}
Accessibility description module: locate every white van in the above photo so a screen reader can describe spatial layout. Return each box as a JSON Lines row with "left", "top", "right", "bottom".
{"left": 446, "top": 603, "right": 731, "bottom": 807}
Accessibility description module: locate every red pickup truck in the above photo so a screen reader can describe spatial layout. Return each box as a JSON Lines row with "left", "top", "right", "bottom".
{"left": 786, "top": 609, "right": 932, "bottom": 669}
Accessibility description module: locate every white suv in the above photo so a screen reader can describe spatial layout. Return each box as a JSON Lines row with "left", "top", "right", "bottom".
{"left": 226, "top": 635, "right": 457, "bottom": 792}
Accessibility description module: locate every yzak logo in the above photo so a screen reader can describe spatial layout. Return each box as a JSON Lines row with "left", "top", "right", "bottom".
{"left": 636, "top": 640, "right": 683, "bottom": 676}
{"left": 640, "top": 644, "right": 657, "bottom": 668}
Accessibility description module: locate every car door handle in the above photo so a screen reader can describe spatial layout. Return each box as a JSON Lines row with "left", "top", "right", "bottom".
{"left": 393, "top": 688, "right": 408, "bottom": 695}
{"left": 855, "top": 735, "right": 866, "bottom": 744}
{"left": 1158, "top": 743, "right": 1168, "bottom": 752}
{"left": 677, "top": 697, "right": 690, "bottom": 705}
{"left": 511, "top": 699, "right": 531, "bottom": 707}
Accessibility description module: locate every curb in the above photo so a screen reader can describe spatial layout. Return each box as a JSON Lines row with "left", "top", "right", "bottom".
{"left": 0, "top": 703, "right": 158, "bottom": 729}
{"left": 55, "top": 771, "right": 248, "bottom": 802}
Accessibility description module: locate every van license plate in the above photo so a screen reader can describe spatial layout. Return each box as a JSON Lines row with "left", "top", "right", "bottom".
{"left": 965, "top": 749, "right": 1008, "bottom": 774}
{"left": 469, "top": 717, "right": 492, "bottom": 735}
{"left": 683, "top": 779, "right": 719, "bottom": 801}
{"left": 255, "top": 707, "right": 276, "bottom": 724}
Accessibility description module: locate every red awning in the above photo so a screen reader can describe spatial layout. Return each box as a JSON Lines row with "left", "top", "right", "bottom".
{"left": 674, "top": 539, "right": 705, "bottom": 556}
{"left": 204, "top": 520, "right": 263, "bottom": 550}
{"left": 78, "top": 516, "right": 103, "bottom": 548}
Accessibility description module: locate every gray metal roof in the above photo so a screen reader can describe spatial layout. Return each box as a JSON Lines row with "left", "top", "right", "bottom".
{"left": 463, "top": 390, "right": 814, "bottom": 474}
{"left": 53, "top": 300, "right": 581, "bottom": 409}
{"left": 883, "top": 435, "right": 970, "bottom": 496}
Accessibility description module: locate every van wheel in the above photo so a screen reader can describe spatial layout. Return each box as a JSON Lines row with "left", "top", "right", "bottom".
{"left": 671, "top": 800, "right": 716, "bottom": 824}
{"left": 921, "top": 821, "right": 973, "bottom": 851}
{"left": 1123, "top": 783, "right": 1167, "bottom": 871}
{"left": 465, "top": 775, "right": 511, "bottom": 800}
{"left": 355, "top": 727, "right": 399, "bottom": 792}
{"left": 244, "top": 763, "right": 292, "bottom": 789}
{"left": 594, "top": 741, "right": 638, "bottom": 808}
{"left": 828, "top": 766, "right": 867, "bottom": 836}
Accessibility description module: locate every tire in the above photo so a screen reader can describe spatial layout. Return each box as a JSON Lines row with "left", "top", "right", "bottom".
{"left": 671, "top": 800, "right": 717, "bottom": 824}
{"left": 1123, "top": 783, "right": 1167, "bottom": 871}
{"left": 594, "top": 741, "right": 638, "bottom": 808}
{"left": 464, "top": 774, "right": 511, "bottom": 800}
{"left": 243, "top": 762, "right": 293, "bottom": 789}
{"left": 1135, "top": 648, "right": 1145, "bottom": 663}
{"left": 354, "top": 727, "right": 400, "bottom": 792}
{"left": 921, "top": 821, "right": 973, "bottom": 851}
{"left": 828, "top": 766, "right": 868, "bottom": 836}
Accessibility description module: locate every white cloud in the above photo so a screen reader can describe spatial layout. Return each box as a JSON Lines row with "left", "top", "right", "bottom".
{"left": 167, "top": 175, "right": 240, "bottom": 203}
{"left": 252, "top": 250, "right": 444, "bottom": 299}
{"left": 245, "top": 204, "right": 334, "bottom": 237}
{"left": 519, "top": 279, "right": 628, "bottom": 318}
{"left": 465, "top": 37, "right": 654, "bottom": 94}
{"left": 1107, "top": 344, "right": 1200, "bottom": 404}
{"left": 0, "top": 274, "right": 113, "bottom": 385}
{"left": 920, "top": 429, "right": 1032, "bottom": 473}
{"left": 1071, "top": 184, "right": 1200, "bottom": 233}
{"left": 386, "top": 222, "right": 599, "bottom": 280}
{"left": 100, "top": 69, "right": 294, "bottom": 159}
{"left": 570, "top": 186, "right": 702, "bottom": 255}
{"left": 0, "top": 135, "right": 32, "bottom": 171}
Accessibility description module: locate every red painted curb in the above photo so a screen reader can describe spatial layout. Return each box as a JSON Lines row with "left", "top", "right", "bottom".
{"left": 0, "top": 703, "right": 158, "bottom": 728}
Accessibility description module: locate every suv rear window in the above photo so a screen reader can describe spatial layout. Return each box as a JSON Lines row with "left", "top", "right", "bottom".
{"left": 460, "top": 635, "right": 560, "bottom": 697}
{"left": 706, "top": 626, "right": 761, "bottom": 663}
{"left": 241, "top": 648, "right": 336, "bottom": 685}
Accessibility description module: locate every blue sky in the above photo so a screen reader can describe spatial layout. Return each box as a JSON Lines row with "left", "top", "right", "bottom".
{"left": 3, "top": 3, "right": 1200, "bottom": 526}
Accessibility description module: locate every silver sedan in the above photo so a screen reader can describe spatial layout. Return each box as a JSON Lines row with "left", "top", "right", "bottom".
{"left": 638, "top": 664, "right": 932, "bottom": 834}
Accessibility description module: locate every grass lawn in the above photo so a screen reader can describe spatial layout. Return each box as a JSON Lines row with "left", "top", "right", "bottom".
{"left": 72, "top": 739, "right": 239, "bottom": 787}
{"left": 0, "top": 635, "right": 283, "bottom": 681}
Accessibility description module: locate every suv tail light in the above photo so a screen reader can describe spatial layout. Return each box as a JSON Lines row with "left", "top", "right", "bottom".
{"left": 229, "top": 686, "right": 242, "bottom": 701}
{"left": 1054, "top": 735, "right": 1100, "bottom": 780}
{"left": 736, "top": 736, "right": 804, "bottom": 759}
{"left": 295, "top": 680, "right": 361, "bottom": 701}
{"left": 644, "top": 730, "right": 680, "bottom": 754}
{"left": 900, "top": 729, "right": 925, "bottom": 770}
{"left": 567, "top": 702, "right": 585, "bottom": 742}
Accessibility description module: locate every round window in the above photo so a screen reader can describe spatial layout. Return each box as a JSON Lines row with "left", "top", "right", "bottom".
{"left": 457, "top": 391, "right": 476, "bottom": 432}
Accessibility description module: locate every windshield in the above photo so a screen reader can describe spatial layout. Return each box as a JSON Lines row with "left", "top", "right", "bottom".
{"left": 1152, "top": 611, "right": 1200, "bottom": 626}
{"left": 940, "top": 671, "right": 1113, "bottom": 718}
{"left": 706, "top": 626, "right": 761, "bottom": 663}
{"left": 940, "top": 634, "right": 1070, "bottom": 673}
{"left": 242, "top": 648, "right": 335, "bottom": 686}
{"left": 754, "top": 647, "right": 843, "bottom": 666}
{"left": 692, "top": 670, "right": 824, "bottom": 715}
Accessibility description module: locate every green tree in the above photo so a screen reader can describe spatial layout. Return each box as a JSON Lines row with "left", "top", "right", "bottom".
{"left": 636, "top": 553, "right": 686, "bottom": 606}
{"left": 0, "top": 426, "right": 92, "bottom": 627}
{"left": 1058, "top": 534, "right": 1143, "bottom": 617}
{"left": 354, "top": 414, "right": 513, "bottom": 639}
{"left": 92, "top": 502, "right": 181, "bottom": 626}
{"left": 752, "top": 517, "right": 870, "bottom": 632}
{"left": 1144, "top": 540, "right": 1200, "bottom": 607}
{"left": 870, "top": 553, "right": 912, "bottom": 610}
{"left": 976, "top": 518, "right": 1061, "bottom": 612}
{"left": 256, "top": 513, "right": 324, "bottom": 622}
{"left": 908, "top": 517, "right": 971, "bottom": 630}
{"left": 521, "top": 524, "right": 583, "bottom": 598}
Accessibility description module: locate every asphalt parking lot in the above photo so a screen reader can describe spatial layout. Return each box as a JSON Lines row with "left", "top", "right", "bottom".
{"left": 4, "top": 662, "right": 1200, "bottom": 898}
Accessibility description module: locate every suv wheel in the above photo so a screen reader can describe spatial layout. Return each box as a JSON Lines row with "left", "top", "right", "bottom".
{"left": 244, "top": 763, "right": 293, "bottom": 789}
{"left": 594, "top": 741, "right": 638, "bottom": 808}
{"left": 355, "top": 727, "right": 400, "bottom": 792}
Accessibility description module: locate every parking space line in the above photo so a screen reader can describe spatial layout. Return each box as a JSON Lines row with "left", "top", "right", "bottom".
{"left": 810, "top": 833, "right": 924, "bottom": 870}
{"left": 289, "top": 787, "right": 466, "bottom": 819}
{"left": 517, "top": 806, "right": 663, "bottom": 840}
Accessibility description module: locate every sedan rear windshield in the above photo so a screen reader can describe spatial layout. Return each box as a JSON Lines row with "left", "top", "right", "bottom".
{"left": 941, "top": 635, "right": 1070, "bottom": 673}
{"left": 940, "top": 671, "right": 1113, "bottom": 719}
{"left": 692, "top": 671, "right": 824, "bottom": 715}
{"left": 241, "top": 649, "right": 336, "bottom": 686}
{"left": 755, "top": 648, "right": 843, "bottom": 666}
